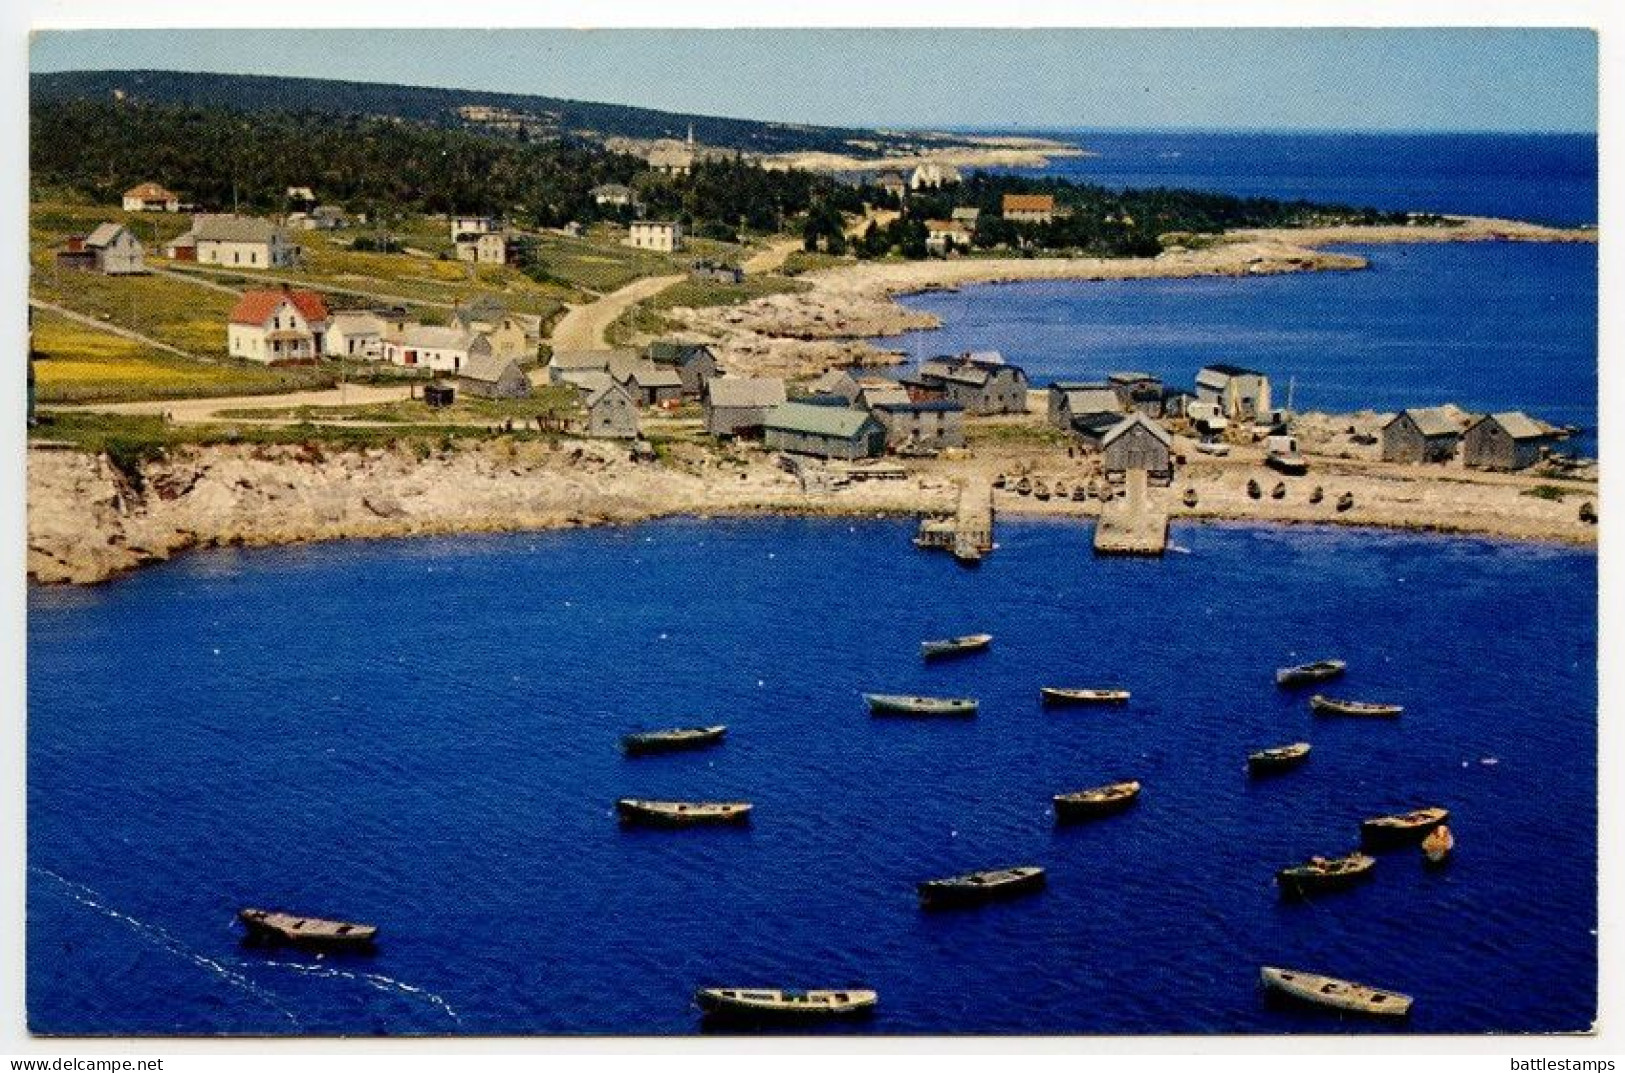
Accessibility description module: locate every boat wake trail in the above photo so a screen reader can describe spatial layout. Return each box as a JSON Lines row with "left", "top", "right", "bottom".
{"left": 258, "top": 960, "right": 461, "bottom": 1025}
{"left": 29, "top": 866, "right": 303, "bottom": 1029}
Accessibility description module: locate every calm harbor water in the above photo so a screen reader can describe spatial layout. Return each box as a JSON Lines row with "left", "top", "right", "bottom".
{"left": 28, "top": 519, "right": 1596, "bottom": 1035}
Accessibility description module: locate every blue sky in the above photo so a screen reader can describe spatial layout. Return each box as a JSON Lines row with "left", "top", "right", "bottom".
{"left": 29, "top": 28, "right": 1597, "bottom": 133}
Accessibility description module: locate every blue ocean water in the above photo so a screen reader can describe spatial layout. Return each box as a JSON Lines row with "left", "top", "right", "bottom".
{"left": 983, "top": 130, "right": 1597, "bottom": 228}
{"left": 882, "top": 241, "right": 1598, "bottom": 454}
{"left": 28, "top": 519, "right": 1597, "bottom": 1035}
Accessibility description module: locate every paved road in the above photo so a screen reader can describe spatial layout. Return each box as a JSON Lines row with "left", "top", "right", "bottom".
{"left": 547, "top": 273, "right": 684, "bottom": 353}
{"left": 29, "top": 299, "right": 210, "bottom": 363}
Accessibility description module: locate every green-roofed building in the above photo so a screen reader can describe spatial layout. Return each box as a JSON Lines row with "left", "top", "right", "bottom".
{"left": 763, "top": 402, "right": 886, "bottom": 460}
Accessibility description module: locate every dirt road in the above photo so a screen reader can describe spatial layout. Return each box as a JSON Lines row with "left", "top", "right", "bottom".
{"left": 547, "top": 273, "right": 683, "bottom": 353}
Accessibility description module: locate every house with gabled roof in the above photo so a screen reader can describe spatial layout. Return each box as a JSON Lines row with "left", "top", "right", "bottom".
{"left": 763, "top": 401, "right": 886, "bottom": 459}
{"left": 583, "top": 380, "right": 639, "bottom": 439}
{"left": 872, "top": 400, "right": 965, "bottom": 451}
{"left": 1100, "top": 413, "right": 1174, "bottom": 480}
{"left": 647, "top": 340, "right": 719, "bottom": 395}
{"left": 1002, "top": 193, "right": 1056, "bottom": 223}
{"left": 1382, "top": 406, "right": 1469, "bottom": 464}
{"left": 57, "top": 224, "right": 147, "bottom": 275}
{"left": 167, "top": 215, "right": 298, "bottom": 269}
{"left": 456, "top": 351, "right": 531, "bottom": 399}
{"left": 381, "top": 325, "right": 490, "bottom": 374}
{"left": 610, "top": 357, "right": 684, "bottom": 407}
{"left": 227, "top": 287, "right": 330, "bottom": 364}
{"left": 1049, "top": 382, "right": 1122, "bottom": 430}
{"left": 1462, "top": 411, "right": 1553, "bottom": 471}
{"left": 1195, "top": 363, "right": 1272, "bottom": 423}
{"left": 914, "top": 354, "right": 1029, "bottom": 414}
{"left": 705, "top": 377, "right": 787, "bottom": 437}
{"left": 122, "top": 182, "right": 180, "bottom": 212}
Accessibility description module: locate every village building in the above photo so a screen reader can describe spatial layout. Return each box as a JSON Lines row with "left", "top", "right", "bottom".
{"left": 690, "top": 260, "right": 744, "bottom": 284}
{"left": 625, "top": 221, "right": 684, "bottom": 253}
{"left": 455, "top": 352, "right": 531, "bottom": 399}
{"left": 285, "top": 186, "right": 317, "bottom": 204}
{"left": 1462, "top": 411, "right": 1552, "bottom": 471}
{"left": 915, "top": 354, "right": 1030, "bottom": 414}
{"left": 121, "top": 182, "right": 181, "bottom": 212}
{"left": 166, "top": 215, "right": 298, "bottom": 269}
{"left": 872, "top": 401, "right": 965, "bottom": 451}
{"left": 454, "top": 297, "right": 540, "bottom": 360}
{"left": 1381, "top": 406, "right": 1467, "bottom": 464}
{"left": 548, "top": 349, "right": 631, "bottom": 387}
{"left": 1109, "top": 372, "right": 1166, "bottom": 416}
{"left": 1195, "top": 363, "right": 1272, "bottom": 423}
{"left": 227, "top": 287, "right": 330, "bottom": 365}
{"left": 56, "top": 223, "right": 146, "bottom": 275}
{"left": 456, "top": 231, "right": 520, "bottom": 265}
{"left": 854, "top": 378, "right": 913, "bottom": 411}
{"left": 324, "top": 308, "right": 410, "bottom": 360}
{"left": 763, "top": 402, "right": 887, "bottom": 460}
{"left": 909, "top": 162, "right": 962, "bottom": 190}
{"left": 450, "top": 214, "right": 498, "bottom": 240}
{"left": 292, "top": 205, "right": 348, "bottom": 231}
{"left": 583, "top": 381, "right": 639, "bottom": 439}
{"left": 647, "top": 341, "right": 719, "bottom": 395}
{"left": 874, "top": 170, "right": 908, "bottom": 201}
{"left": 1048, "top": 382, "right": 1122, "bottom": 430}
{"left": 705, "top": 376, "right": 788, "bottom": 437}
{"left": 611, "top": 358, "right": 685, "bottom": 407}
{"left": 590, "top": 183, "right": 638, "bottom": 209}
{"left": 1100, "top": 413, "right": 1175, "bottom": 481}
{"left": 951, "top": 206, "right": 981, "bottom": 227}
{"left": 924, "top": 219, "right": 975, "bottom": 255}
{"left": 1002, "top": 193, "right": 1057, "bottom": 224}
{"left": 381, "top": 325, "right": 490, "bottom": 374}
{"left": 806, "top": 368, "right": 861, "bottom": 405}
{"left": 646, "top": 134, "right": 697, "bottom": 176}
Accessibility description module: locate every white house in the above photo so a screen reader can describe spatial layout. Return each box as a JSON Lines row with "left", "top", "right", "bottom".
{"left": 450, "top": 215, "right": 498, "bottom": 240}
{"left": 626, "top": 221, "right": 683, "bottom": 253}
{"left": 924, "top": 219, "right": 974, "bottom": 255}
{"left": 381, "top": 325, "right": 489, "bottom": 374}
{"left": 1194, "top": 364, "right": 1272, "bottom": 423}
{"left": 910, "top": 162, "right": 962, "bottom": 190}
{"left": 591, "top": 184, "right": 637, "bottom": 208}
{"left": 227, "top": 288, "right": 330, "bottom": 365}
{"left": 121, "top": 182, "right": 180, "bottom": 212}
{"left": 166, "top": 215, "right": 298, "bottom": 269}
{"left": 324, "top": 309, "right": 411, "bottom": 360}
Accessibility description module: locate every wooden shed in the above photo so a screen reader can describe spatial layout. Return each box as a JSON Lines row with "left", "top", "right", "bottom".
{"left": 456, "top": 351, "right": 531, "bottom": 399}
{"left": 705, "top": 377, "right": 787, "bottom": 437}
{"left": 763, "top": 402, "right": 887, "bottom": 459}
{"left": 1463, "top": 411, "right": 1551, "bottom": 471}
{"left": 1100, "top": 414, "right": 1174, "bottom": 480}
{"left": 1381, "top": 406, "right": 1464, "bottom": 463}
{"left": 584, "top": 381, "right": 639, "bottom": 439}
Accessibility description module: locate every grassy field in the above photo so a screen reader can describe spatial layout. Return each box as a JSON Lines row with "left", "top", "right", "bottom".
{"left": 606, "top": 273, "right": 808, "bottom": 343}
{"left": 780, "top": 250, "right": 857, "bottom": 276}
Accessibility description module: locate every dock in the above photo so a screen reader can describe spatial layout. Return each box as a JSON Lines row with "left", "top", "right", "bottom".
{"left": 1093, "top": 470, "right": 1168, "bottom": 556}
{"left": 914, "top": 481, "right": 995, "bottom": 563}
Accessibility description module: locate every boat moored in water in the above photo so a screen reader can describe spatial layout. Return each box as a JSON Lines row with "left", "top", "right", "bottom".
{"left": 622, "top": 725, "right": 727, "bottom": 755}
{"left": 1311, "top": 695, "right": 1403, "bottom": 717}
{"left": 865, "top": 694, "right": 978, "bottom": 716}
{"left": 918, "top": 865, "right": 1046, "bottom": 909}
{"left": 921, "top": 633, "right": 993, "bottom": 660}
{"left": 1053, "top": 780, "right": 1141, "bottom": 821}
{"left": 1276, "top": 852, "right": 1376, "bottom": 897}
{"left": 1360, "top": 806, "right": 1449, "bottom": 849}
{"left": 1040, "top": 687, "right": 1130, "bottom": 706}
{"left": 1260, "top": 966, "right": 1413, "bottom": 1018}
{"left": 616, "top": 799, "right": 753, "bottom": 827}
{"left": 1422, "top": 824, "right": 1455, "bottom": 866}
{"left": 1248, "top": 742, "right": 1312, "bottom": 775}
{"left": 695, "top": 987, "right": 877, "bottom": 1020}
{"left": 237, "top": 908, "right": 377, "bottom": 949}
{"left": 1275, "top": 659, "right": 1346, "bottom": 687}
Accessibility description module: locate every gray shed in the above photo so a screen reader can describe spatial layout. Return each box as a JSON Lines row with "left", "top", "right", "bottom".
{"left": 584, "top": 381, "right": 639, "bottom": 439}
{"left": 1100, "top": 414, "right": 1174, "bottom": 479}
{"left": 456, "top": 351, "right": 531, "bottom": 399}
{"left": 1049, "top": 382, "right": 1121, "bottom": 430}
{"left": 1381, "top": 406, "right": 1464, "bottom": 463}
{"left": 873, "top": 401, "right": 965, "bottom": 450}
{"left": 705, "top": 377, "right": 787, "bottom": 436}
{"left": 763, "top": 402, "right": 887, "bottom": 459}
{"left": 1463, "top": 411, "right": 1551, "bottom": 471}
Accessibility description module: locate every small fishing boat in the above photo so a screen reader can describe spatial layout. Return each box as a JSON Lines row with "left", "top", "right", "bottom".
{"left": 1311, "top": 695, "right": 1403, "bottom": 718}
{"left": 1052, "top": 481, "right": 1069, "bottom": 497}
{"left": 952, "top": 545, "right": 983, "bottom": 567}
{"left": 1053, "top": 780, "right": 1141, "bottom": 822}
{"left": 864, "top": 693, "right": 978, "bottom": 716}
{"left": 1309, "top": 485, "right": 1324, "bottom": 505}
{"left": 1194, "top": 441, "right": 1230, "bottom": 457}
{"left": 1360, "top": 806, "right": 1450, "bottom": 849}
{"left": 1421, "top": 824, "right": 1455, "bottom": 866}
{"left": 921, "top": 633, "right": 993, "bottom": 660}
{"left": 1086, "top": 479, "right": 1101, "bottom": 499}
{"left": 695, "top": 987, "right": 877, "bottom": 1021}
{"left": 1270, "top": 481, "right": 1287, "bottom": 500}
{"left": 1014, "top": 476, "right": 1032, "bottom": 495}
{"left": 1098, "top": 485, "right": 1115, "bottom": 503}
{"left": 1580, "top": 501, "right": 1597, "bottom": 524}
{"left": 1276, "top": 852, "right": 1376, "bottom": 897}
{"left": 1247, "top": 742, "right": 1311, "bottom": 775}
{"left": 918, "top": 865, "right": 1046, "bottom": 909}
{"left": 1247, "top": 478, "right": 1262, "bottom": 500}
{"left": 237, "top": 909, "right": 377, "bottom": 949}
{"left": 1182, "top": 487, "right": 1198, "bottom": 508}
{"left": 992, "top": 474, "right": 1007, "bottom": 490}
{"left": 622, "top": 725, "right": 727, "bottom": 756}
{"left": 1275, "top": 659, "right": 1346, "bottom": 687}
{"left": 1071, "top": 485, "right": 1089, "bottom": 502}
{"left": 1336, "top": 491, "right": 1354, "bottom": 512}
{"left": 1034, "top": 481, "right": 1051, "bottom": 501}
{"left": 1266, "top": 452, "right": 1309, "bottom": 477}
{"left": 1260, "top": 966, "right": 1413, "bottom": 1018}
{"left": 616, "top": 799, "right": 753, "bottom": 827}
{"left": 1040, "top": 687, "right": 1130, "bottom": 706}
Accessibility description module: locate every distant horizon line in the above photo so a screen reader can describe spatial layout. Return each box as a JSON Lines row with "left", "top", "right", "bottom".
{"left": 28, "top": 66, "right": 1598, "bottom": 138}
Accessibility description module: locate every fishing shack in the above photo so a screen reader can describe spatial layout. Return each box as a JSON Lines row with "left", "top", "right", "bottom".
{"left": 763, "top": 402, "right": 886, "bottom": 460}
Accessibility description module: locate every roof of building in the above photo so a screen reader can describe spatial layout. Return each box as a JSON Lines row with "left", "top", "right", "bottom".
{"left": 965, "top": 350, "right": 1005, "bottom": 366}
{"left": 615, "top": 361, "right": 683, "bottom": 389}
{"left": 874, "top": 400, "right": 964, "bottom": 414}
{"left": 648, "top": 340, "right": 715, "bottom": 365}
{"left": 591, "top": 183, "right": 635, "bottom": 197}
{"left": 925, "top": 219, "right": 973, "bottom": 234}
{"left": 951, "top": 206, "right": 981, "bottom": 222}
{"left": 586, "top": 380, "right": 634, "bottom": 408}
{"left": 1101, "top": 413, "right": 1173, "bottom": 449}
{"left": 191, "top": 215, "right": 285, "bottom": 244}
{"left": 808, "top": 369, "right": 859, "bottom": 394}
{"left": 1198, "top": 363, "right": 1265, "bottom": 381}
{"left": 458, "top": 352, "right": 524, "bottom": 383}
{"left": 858, "top": 384, "right": 913, "bottom": 408}
{"left": 85, "top": 223, "right": 129, "bottom": 248}
{"left": 1003, "top": 193, "right": 1056, "bottom": 213}
{"left": 1481, "top": 411, "right": 1549, "bottom": 440}
{"left": 453, "top": 296, "right": 509, "bottom": 327}
{"left": 1390, "top": 406, "right": 1465, "bottom": 438}
{"left": 551, "top": 349, "right": 631, "bottom": 373}
{"left": 1108, "top": 370, "right": 1160, "bottom": 385}
{"left": 632, "top": 220, "right": 680, "bottom": 231}
{"left": 228, "top": 288, "right": 329, "bottom": 327}
{"left": 124, "top": 181, "right": 177, "bottom": 200}
{"left": 707, "top": 377, "right": 788, "bottom": 408}
{"left": 563, "top": 370, "right": 615, "bottom": 394}
{"left": 765, "top": 401, "right": 880, "bottom": 439}
{"left": 1058, "top": 386, "right": 1122, "bottom": 414}
{"left": 1071, "top": 412, "right": 1124, "bottom": 437}
{"left": 393, "top": 325, "right": 472, "bottom": 350}
{"left": 329, "top": 309, "right": 387, "bottom": 329}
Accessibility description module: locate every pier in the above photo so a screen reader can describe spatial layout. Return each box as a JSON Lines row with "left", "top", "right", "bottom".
{"left": 1093, "top": 470, "right": 1168, "bottom": 556}
{"left": 913, "top": 480, "right": 995, "bottom": 563}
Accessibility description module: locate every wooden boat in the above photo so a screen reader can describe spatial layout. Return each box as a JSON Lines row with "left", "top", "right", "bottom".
{"left": 1247, "top": 478, "right": 1262, "bottom": 500}
{"left": 1580, "top": 501, "right": 1597, "bottom": 524}
{"left": 1086, "top": 479, "right": 1101, "bottom": 499}
{"left": 992, "top": 474, "right": 1007, "bottom": 490}
{"left": 1260, "top": 966, "right": 1413, "bottom": 1018}
{"left": 1014, "top": 476, "right": 1032, "bottom": 495}
{"left": 920, "top": 633, "right": 993, "bottom": 660}
{"left": 864, "top": 693, "right": 978, "bottom": 716}
{"left": 918, "top": 865, "right": 1046, "bottom": 909}
{"left": 1052, "top": 481, "right": 1068, "bottom": 497}
{"left": 1040, "top": 687, "right": 1130, "bottom": 706}
{"left": 622, "top": 725, "right": 727, "bottom": 755}
{"left": 1421, "top": 824, "right": 1455, "bottom": 866}
{"left": 1098, "top": 485, "right": 1115, "bottom": 503}
{"left": 1071, "top": 485, "right": 1089, "bottom": 502}
{"left": 1311, "top": 695, "right": 1403, "bottom": 717}
{"left": 237, "top": 908, "right": 377, "bottom": 949}
{"left": 1053, "top": 780, "right": 1141, "bottom": 821}
{"left": 1309, "top": 485, "right": 1324, "bottom": 505}
{"left": 1270, "top": 480, "right": 1287, "bottom": 499}
{"left": 1360, "top": 806, "right": 1449, "bottom": 849}
{"left": 1276, "top": 852, "right": 1376, "bottom": 897}
{"left": 1266, "top": 452, "right": 1309, "bottom": 476}
{"left": 1182, "top": 487, "right": 1198, "bottom": 508}
{"left": 952, "top": 546, "right": 983, "bottom": 567}
{"left": 695, "top": 987, "right": 877, "bottom": 1020}
{"left": 1247, "top": 742, "right": 1311, "bottom": 775}
{"left": 616, "top": 798, "right": 753, "bottom": 827}
{"left": 1275, "top": 659, "right": 1346, "bottom": 687}
{"left": 1336, "top": 491, "right": 1354, "bottom": 512}
{"left": 1193, "top": 440, "right": 1230, "bottom": 457}
{"left": 1034, "top": 481, "right": 1051, "bottom": 501}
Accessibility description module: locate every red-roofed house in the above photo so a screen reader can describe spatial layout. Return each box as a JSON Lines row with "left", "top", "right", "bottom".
{"left": 1002, "top": 193, "right": 1056, "bottom": 224}
{"left": 228, "top": 287, "right": 330, "bottom": 364}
